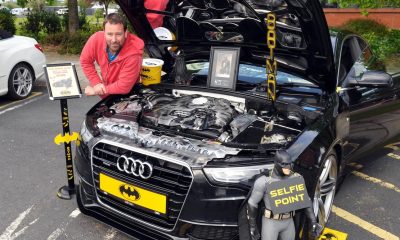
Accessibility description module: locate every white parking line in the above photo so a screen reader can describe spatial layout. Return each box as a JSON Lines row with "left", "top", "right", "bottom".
{"left": 104, "top": 228, "right": 118, "bottom": 240}
{"left": 47, "top": 228, "right": 64, "bottom": 240}
{"left": 68, "top": 209, "right": 81, "bottom": 218}
{"left": 46, "top": 208, "right": 81, "bottom": 240}
{"left": 0, "top": 205, "right": 34, "bottom": 240}
{"left": 0, "top": 94, "right": 44, "bottom": 116}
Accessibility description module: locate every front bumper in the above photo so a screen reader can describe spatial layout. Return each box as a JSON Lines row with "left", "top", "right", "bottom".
{"left": 74, "top": 140, "right": 246, "bottom": 240}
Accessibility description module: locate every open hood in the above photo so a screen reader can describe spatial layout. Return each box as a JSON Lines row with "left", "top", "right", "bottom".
{"left": 116, "top": 0, "right": 335, "bottom": 92}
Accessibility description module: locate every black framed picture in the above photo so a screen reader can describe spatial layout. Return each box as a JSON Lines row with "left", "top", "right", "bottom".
{"left": 44, "top": 63, "right": 82, "bottom": 100}
{"left": 207, "top": 47, "right": 240, "bottom": 90}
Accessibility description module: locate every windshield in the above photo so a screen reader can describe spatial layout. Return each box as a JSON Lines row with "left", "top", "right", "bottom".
{"left": 183, "top": 62, "right": 316, "bottom": 88}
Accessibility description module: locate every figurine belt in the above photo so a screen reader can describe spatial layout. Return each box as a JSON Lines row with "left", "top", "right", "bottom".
{"left": 264, "top": 209, "right": 295, "bottom": 220}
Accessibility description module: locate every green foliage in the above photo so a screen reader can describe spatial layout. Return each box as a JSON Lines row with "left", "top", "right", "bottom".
{"left": 42, "top": 12, "right": 61, "bottom": 33}
{"left": 4, "top": 2, "right": 18, "bottom": 9}
{"left": 0, "top": 8, "right": 16, "bottom": 34}
{"left": 61, "top": 11, "right": 88, "bottom": 31}
{"left": 340, "top": 19, "right": 388, "bottom": 37}
{"left": 17, "top": 0, "right": 28, "bottom": 8}
{"left": 56, "top": 25, "right": 102, "bottom": 54}
{"left": 328, "top": 0, "right": 400, "bottom": 8}
{"left": 94, "top": 8, "right": 104, "bottom": 23}
{"left": 340, "top": 19, "right": 400, "bottom": 60}
{"left": 41, "top": 31, "right": 68, "bottom": 45}
{"left": 21, "top": 11, "right": 61, "bottom": 39}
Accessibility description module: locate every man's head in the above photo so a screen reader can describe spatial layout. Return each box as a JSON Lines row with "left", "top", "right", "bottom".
{"left": 103, "top": 13, "right": 128, "bottom": 54}
{"left": 273, "top": 150, "right": 293, "bottom": 176}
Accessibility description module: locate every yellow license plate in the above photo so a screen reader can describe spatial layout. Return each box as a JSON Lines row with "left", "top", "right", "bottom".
{"left": 99, "top": 173, "right": 167, "bottom": 214}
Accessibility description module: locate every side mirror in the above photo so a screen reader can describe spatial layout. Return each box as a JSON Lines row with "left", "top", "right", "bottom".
{"left": 348, "top": 70, "right": 392, "bottom": 88}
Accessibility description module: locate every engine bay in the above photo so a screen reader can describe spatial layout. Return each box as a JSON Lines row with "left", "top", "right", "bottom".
{"left": 90, "top": 88, "right": 324, "bottom": 158}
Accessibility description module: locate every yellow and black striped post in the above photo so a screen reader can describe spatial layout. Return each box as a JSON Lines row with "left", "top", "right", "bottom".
{"left": 266, "top": 13, "right": 277, "bottom": 107}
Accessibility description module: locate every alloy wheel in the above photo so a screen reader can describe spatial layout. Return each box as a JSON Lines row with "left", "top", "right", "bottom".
{"left": 313, "top": 154, "right": 338, "bottom": 225}
{"left": 12, "top": 66, "right": 33, "bottom": 98}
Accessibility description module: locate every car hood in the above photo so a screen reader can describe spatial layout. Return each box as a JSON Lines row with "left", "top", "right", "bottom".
{"left": 117, "top": 0, "right": 335, "bottom": 92}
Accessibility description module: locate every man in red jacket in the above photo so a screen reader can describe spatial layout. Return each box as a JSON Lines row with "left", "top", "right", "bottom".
{"left": 80, "top": 13, "right": 144, "bottom": 98}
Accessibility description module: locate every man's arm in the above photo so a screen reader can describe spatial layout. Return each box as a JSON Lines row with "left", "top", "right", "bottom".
{"left": 80, "top": 33, "right": 103, "bottom": 87}
{"left": 105, "top": 54, "right": 142, "bottom": 95}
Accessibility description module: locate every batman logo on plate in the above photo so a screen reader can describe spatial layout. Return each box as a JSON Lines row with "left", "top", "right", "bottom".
{"left": 119, "top": 184, "right": 140, "bottom": 201}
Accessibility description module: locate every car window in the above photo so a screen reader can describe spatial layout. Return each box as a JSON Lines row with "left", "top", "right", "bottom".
{"left": 338, "top": 37, "right": 362, "bottom": 84}
{"left": 186, "top": 62, "right": 315, "bottom": 87}
{"left": 342, "top": 37, "right": 388, "bottom": 104}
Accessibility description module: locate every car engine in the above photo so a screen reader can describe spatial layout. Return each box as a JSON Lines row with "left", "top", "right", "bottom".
{"left": 92, "top": 89, "right": 321, "bottom": 158}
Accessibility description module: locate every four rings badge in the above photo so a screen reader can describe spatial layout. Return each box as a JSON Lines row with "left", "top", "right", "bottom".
{"left": 116, "top": 155, "right": 153, "bottom": 179}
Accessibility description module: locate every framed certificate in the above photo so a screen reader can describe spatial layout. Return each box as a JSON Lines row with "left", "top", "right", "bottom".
{"left": 44, "top": 63, "right": 82, "bottom": 100}
{"left": 207, "top": 47, "right": 240, "bottom": 91}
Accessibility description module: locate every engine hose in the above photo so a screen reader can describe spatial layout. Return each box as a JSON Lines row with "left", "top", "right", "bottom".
{"left": 145, "top": 96, "right": 175, "bottom": 110}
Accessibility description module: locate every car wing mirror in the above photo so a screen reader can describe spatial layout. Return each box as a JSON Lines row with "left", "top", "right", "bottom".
{"left": 348, "top": 70, "right": 392, "bottom": 88}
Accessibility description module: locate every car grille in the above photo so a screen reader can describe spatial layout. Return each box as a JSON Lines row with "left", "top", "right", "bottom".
{"left": 91, "top": 141, "right": 193, "bottom": 230}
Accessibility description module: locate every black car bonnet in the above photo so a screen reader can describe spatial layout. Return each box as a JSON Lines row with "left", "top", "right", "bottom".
{"left": 116, "top": 0, "right": 336, "bottom": 92}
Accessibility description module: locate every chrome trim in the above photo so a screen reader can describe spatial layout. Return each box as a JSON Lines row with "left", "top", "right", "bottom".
{"left": 179, "top": 219, "right": 238, "bottom": 227}
{"left": 91, "top": 139, "right": 195, "bottom": 233}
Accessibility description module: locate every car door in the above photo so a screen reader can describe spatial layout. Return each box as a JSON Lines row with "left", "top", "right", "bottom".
{"left": 340, "top": 37, "right": 400, "bottom": 160}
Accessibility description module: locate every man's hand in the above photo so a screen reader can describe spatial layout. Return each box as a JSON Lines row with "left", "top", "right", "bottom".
{"left": 84, "top": 86, "right": 96, "bottom": 96}
{"left": 93, "top": 83, "right": 107, "bottom": 95}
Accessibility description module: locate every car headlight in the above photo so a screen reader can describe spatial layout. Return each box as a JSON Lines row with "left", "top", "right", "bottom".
{"left": 203, "top": 164, "right": 274, "bottom": 183}
{"left": 80, "top": 120, "right": 94, "bottom": 143}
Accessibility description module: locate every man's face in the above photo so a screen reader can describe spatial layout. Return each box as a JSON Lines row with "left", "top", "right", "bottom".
{"left": 104, "top": 22, "right": 127, "bottom": 54}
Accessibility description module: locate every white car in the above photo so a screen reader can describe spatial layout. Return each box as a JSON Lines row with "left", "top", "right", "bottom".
{"left": 0, "top": 31, "right": 46, "bottom": 100}
{"left": 56, "top": 8, "right": 68, "bottom": 15}
{"left": 11, "top": 8, "right": 27, "bottom": 16}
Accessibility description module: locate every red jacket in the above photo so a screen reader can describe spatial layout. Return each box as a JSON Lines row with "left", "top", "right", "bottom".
{"left": 145, "top": 0, "right": 169, "bottom": 29}
{"left": 80, "top": 31, "right": 144, "bottom": 97}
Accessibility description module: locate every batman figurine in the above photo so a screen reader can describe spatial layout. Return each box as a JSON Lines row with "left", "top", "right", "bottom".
{"left": 245, "top": 150, "right": 322, "bottom": 240}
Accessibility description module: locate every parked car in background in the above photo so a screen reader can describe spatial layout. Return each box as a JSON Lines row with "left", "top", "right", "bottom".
{"left": 56, "top": 8, "right": 68, "bottom": 15}
{"left": 0, "top": 30, "right": 46, "bottom": 100}
{"left": 10, "top": 7, "right": 28, "bottom": 16}
{"left": 74, "top": 0, "right": 400, "bottom": 239}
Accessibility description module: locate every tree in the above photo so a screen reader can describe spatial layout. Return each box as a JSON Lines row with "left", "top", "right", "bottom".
{"left": 99, "top": 0, "right": 113, "bottom": 16}
{"left": 17, "top": 0, "right": 28, "bottom": 8}
{"left": 68, "top": 0, "right": 79, "bottom": 34}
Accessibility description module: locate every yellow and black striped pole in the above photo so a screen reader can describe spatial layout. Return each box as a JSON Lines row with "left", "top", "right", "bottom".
{"left": 266, "top": 13, "right": 277, "bottom": 107}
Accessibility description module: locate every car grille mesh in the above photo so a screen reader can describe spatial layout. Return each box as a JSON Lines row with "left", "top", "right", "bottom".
{"left": 92, "top": 142, "right": 193, "bottom": 230}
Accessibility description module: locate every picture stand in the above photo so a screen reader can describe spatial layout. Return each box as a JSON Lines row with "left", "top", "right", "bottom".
{"left": 207, "top": 46, "right": 241, "bottom": 91}
{"left": 43, "top": 63, "right": 82, "bottom": 200}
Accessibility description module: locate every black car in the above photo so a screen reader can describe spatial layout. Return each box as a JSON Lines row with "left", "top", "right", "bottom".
{"left": 74, "top": 0, "right": 400, "bottom": 239}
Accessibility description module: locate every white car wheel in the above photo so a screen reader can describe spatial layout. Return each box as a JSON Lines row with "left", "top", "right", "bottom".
{"left": 7, "top": 63, "right": 34, "bottom": 100}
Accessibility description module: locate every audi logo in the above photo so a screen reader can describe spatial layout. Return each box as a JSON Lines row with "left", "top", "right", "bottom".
{"left": 116, "top": 155, "right": 153, "bottom": 179}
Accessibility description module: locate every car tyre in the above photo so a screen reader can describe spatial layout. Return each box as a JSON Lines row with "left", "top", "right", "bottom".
{"left": 7, "top": 63, "right": 34, "bottom": 100}
{"left": 313, "top": 150, "right": 338, "bottom": 227}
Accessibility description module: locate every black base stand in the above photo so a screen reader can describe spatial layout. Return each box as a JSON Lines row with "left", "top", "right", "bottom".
{"left": 57, "top": 185, "right": 76, "bottom": 200}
